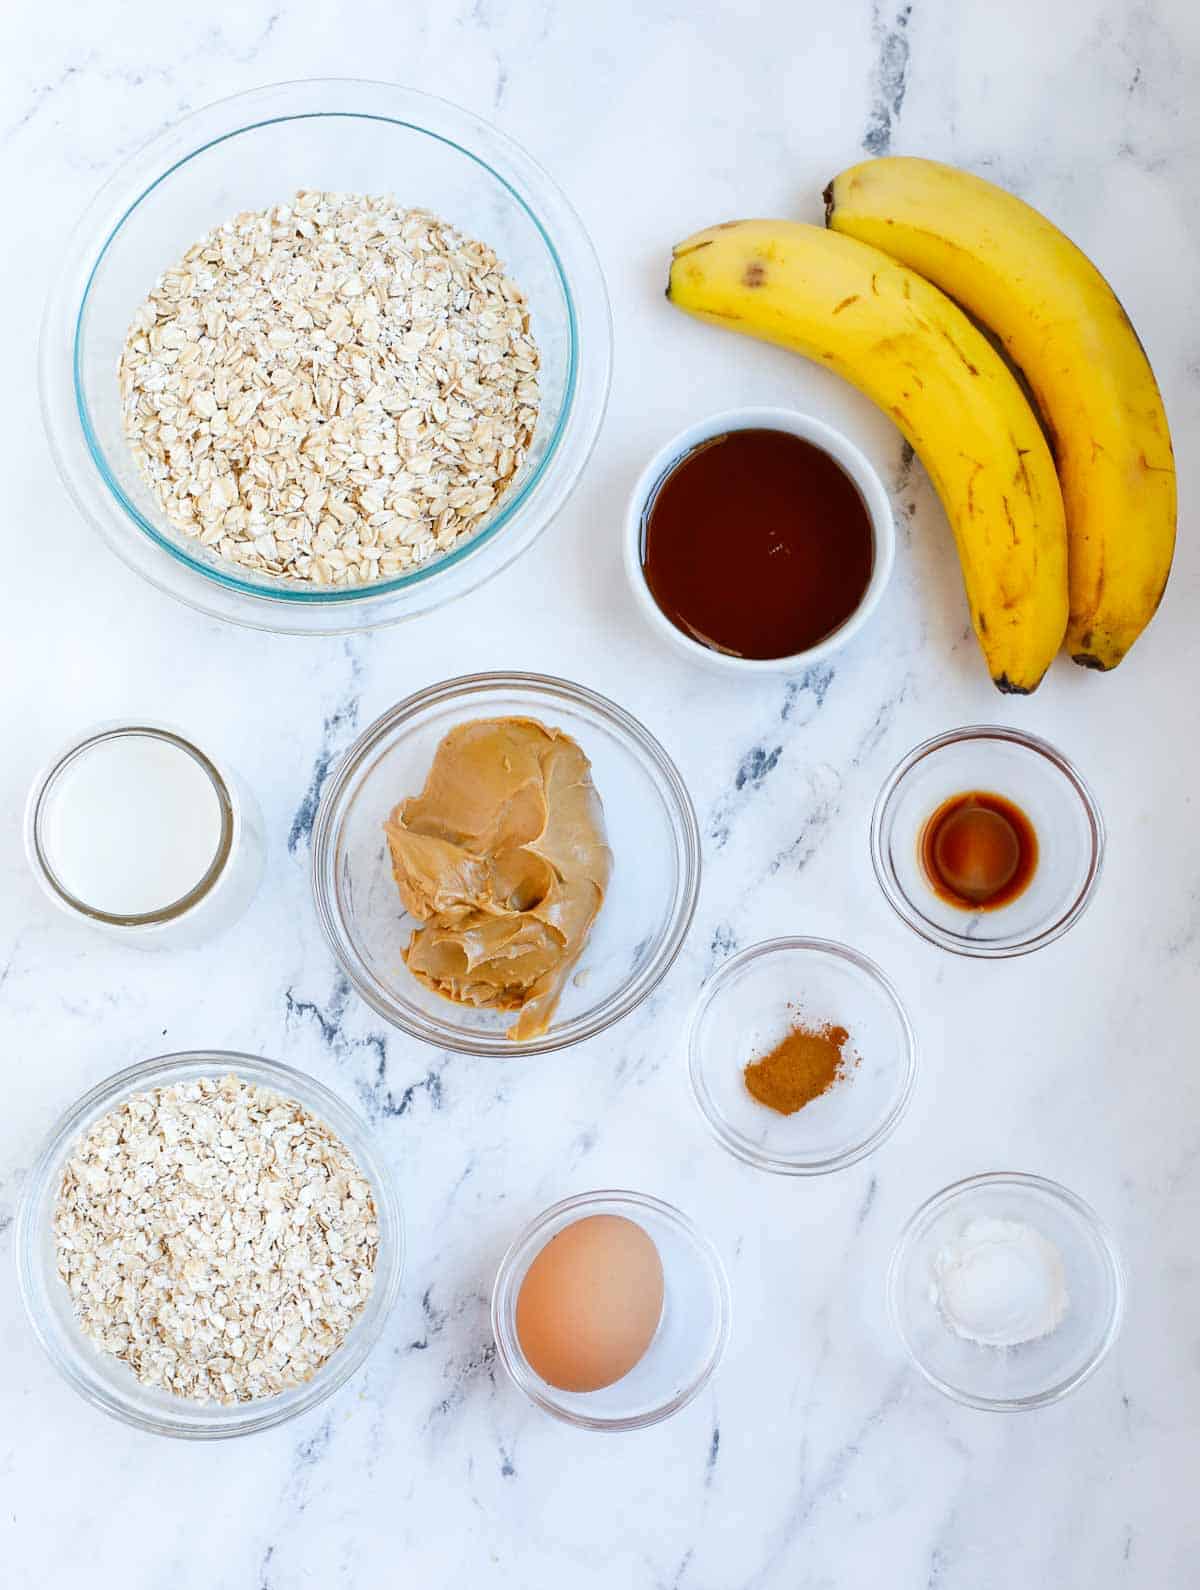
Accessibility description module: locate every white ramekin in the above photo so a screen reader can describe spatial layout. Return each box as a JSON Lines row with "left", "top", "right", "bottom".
{"left": 623, "top": 406, "right": 895, "bottom": 674}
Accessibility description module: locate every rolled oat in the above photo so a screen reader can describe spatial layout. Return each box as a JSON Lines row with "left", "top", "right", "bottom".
{"left": 118, "top": 192, "right": 541, "bottom": 586}
{"left": 53, "top": 1073, "right": 379, "bottom": 1404}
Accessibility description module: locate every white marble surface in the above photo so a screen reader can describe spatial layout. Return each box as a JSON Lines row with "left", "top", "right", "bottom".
{"left": 4, "top": 1, "right": 1199, "bottom": 1585}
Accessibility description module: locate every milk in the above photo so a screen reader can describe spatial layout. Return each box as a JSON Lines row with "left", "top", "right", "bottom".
{"left": 40, "top": 732, "right": 225, "bottom": 916}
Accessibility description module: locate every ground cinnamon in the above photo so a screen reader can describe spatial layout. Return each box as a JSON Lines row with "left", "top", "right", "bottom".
{"left": 743, "top": 1021, "right": 850, "bottom": 1115}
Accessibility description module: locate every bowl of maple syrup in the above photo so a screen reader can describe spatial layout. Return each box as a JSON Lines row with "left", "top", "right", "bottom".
{"left": 624, "top": 407, "right": 895, "bottom": 672}
{"left": 870, "top": 726, "right": 1104, "bottom": 958}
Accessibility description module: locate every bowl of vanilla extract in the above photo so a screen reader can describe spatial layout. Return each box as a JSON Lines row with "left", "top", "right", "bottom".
{"left": 871, "top": 725, "right": 1105, "bottom": 958}
{"left": 623, "top": 406, "right": 895, "bottom": 672}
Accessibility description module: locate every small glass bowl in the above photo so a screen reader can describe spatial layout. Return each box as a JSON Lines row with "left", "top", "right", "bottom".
{"left": 24, "top": 721, "right": 264, "bottom": 949}
{"left": 888, "top": 1172, "right": 1124, "bottom": 1411}
{"left": 40, "top": 79, "right": 611, "bottom": 634}
{"left": 688, "top": 937, "right": 916, "bottom": 1176}
{"left": 16, "top": 1051, "right": 403, "bottom": 1439}
{"left": 870, "top": 726, "right": 1104, "bottom": 957}
{"left": 491, "top": 1190, "right": 731, "bottom": 1430}
{"left": 311, "top": 672, "right": 700, "bottom": 1056}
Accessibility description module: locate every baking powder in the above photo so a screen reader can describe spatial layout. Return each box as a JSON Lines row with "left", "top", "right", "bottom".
{"left": 931, "top": 1217, "right": 1069, "bottom": 1348}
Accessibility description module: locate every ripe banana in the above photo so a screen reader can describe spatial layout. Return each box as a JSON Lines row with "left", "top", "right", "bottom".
{"left": 667, "top": 220, "right": 1068, "bottom": 694}
{"left": 825, "top": 156, "right": 1176, "bottom": 671}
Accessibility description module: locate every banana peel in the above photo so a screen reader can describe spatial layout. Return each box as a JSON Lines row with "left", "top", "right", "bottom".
{"left": 667, "top": 220, "right": 1069, "bottom": 693}
{"left": 826, "top": 156, "right": 1176, "bottom": 670}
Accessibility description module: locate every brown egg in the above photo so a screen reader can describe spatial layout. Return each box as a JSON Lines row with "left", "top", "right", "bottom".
{"left": 515, "top": 1214, "right": 665, "bottom": 1393}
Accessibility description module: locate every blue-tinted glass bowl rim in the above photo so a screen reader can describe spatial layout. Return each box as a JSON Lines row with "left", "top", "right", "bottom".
{"left": 73, "top": 109, "right": 578, "bottom": 605}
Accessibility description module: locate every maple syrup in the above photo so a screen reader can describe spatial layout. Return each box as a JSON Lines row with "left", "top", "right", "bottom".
{"left": 920, "top": 790, "right": 1038, "bottom": 910}
{"left": 640, "top": 428, "right": 874, "bottom": 659}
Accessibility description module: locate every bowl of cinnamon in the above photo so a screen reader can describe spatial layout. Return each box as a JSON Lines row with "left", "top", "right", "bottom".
{"left": 687, "top": 937, "right": 916, "bottom": 1176}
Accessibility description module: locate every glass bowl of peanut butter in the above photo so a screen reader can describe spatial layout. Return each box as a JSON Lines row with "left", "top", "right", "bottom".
{"left": 311, "top": 672, "right": 700, "bottom": 1055}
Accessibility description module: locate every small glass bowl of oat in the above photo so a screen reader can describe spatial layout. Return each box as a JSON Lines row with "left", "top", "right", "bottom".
{"left": 16, "top": 1052, "right": 403, "bottom": 1438}
{"left": 40, "top": 80, "right": 611, "bottom": 634}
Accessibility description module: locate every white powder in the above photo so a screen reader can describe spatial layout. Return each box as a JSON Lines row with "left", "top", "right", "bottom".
{"left": 932, "top": 1217, "right": 1068, "bottom": 1347}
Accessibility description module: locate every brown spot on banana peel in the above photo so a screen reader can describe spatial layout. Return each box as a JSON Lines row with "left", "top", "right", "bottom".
{"left": 994, "top": 673, "right": 1037, "bottom": 695}
{"left": 743, "top": 262, "right": 767, "bottom": 287}
{"left": 964, "top": 461, "right": 983, "bottom": 519}
{"left": 832, "top": 294, "right": 860, "bottom": 314}
{"left": 672, "top": 238, "right": 714, "bottom": 259}
{"left": 936, "top": 324, "right": 980, "bottom": 376}
{"left": 1001, "top": 495, "right": 1019, "bottom": 544}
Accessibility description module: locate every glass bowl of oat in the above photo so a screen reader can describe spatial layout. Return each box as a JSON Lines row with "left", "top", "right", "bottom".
{"left": 311, "top": 672, "right": 701, "bottom": 1056}
{"left": 15, "top": 1051, "right": 403, "bottom": 1438}
{"left": 40, "top": 79, "right": 611, "bottom": 634}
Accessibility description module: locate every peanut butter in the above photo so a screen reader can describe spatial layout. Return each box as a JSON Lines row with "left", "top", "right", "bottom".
{"left": 384, "top": 717, "right": 611, "bottom": 1040}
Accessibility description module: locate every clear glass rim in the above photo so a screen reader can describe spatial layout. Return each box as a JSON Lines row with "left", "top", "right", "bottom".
{"left": 687, "top": 936, "right": 918, "bottom": 1176}
{"left": 25, "top": 724, "right": 234, "bottom": 926}
{"left": 886, "top": 1170, "right": 1126, "bottom": 1412}
{"left": 310, "top": 671, "right": 702, "bottom": 1056}
{"left": 489, "top": 1188, "right": 732, "bottom": 1431}
{"left": 869, "top": 724, "right": 1106, "bottom": 959}
{"left": 75, "top": 100, "right": 576, "bottom": 604}
{"left": 39, "top": 79, "right": 612, "bottom": 634}
{"left": 15, "top": 1049, "right": 404, "bottom": 1439}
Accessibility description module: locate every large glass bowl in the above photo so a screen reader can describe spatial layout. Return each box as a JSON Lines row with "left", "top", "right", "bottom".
{"left": 16, "top": 1051, "right": 404, "bottom": 1438}
{"left": 40, "top": 80, "right": 611, "bottom": 633}
{"left": 311, "top": 672, "right": 701, "bottom": 1056}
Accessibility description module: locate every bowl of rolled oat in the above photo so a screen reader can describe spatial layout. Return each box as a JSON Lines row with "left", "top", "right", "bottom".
{"left": 16, "top": 1052, "right": 403, "bottom": 1437}
{"left": 40, "top": 80, "right": 611, "bottom": 633}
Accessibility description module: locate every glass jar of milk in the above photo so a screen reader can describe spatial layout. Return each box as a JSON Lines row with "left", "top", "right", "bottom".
{"left": 25, "top": 723, "right": 265, "bottom": 948}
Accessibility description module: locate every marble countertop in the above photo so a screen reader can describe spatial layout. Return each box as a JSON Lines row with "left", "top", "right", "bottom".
{"left": 3, "top": 1, "right": 1198, "bottom": 1585}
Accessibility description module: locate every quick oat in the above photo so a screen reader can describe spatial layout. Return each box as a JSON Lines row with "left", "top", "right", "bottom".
{"left": 118, "top": 191, "right": 541, "bottom": 585}
{"left": 53, "top": 1074, "right": 379, "bottom": 1404}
